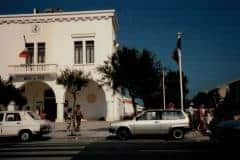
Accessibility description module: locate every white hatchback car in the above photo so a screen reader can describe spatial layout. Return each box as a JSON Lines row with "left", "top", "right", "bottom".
{"left": 0, "top": 111, "right": 51, "bottom": 141}
{"left": 109, "top": 109, "right": 190, "bottom": 140}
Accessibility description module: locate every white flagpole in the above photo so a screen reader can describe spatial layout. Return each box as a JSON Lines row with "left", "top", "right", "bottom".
{"left": 162, "top": 69, "right": 166, "bottom": 110}
{"left": 177, "top": 32, "right": 184, "bottom": 111}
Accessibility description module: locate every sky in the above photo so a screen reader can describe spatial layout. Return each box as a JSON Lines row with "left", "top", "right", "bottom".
{"left": 1, "top": 0, "right": 240, "bottom": 98}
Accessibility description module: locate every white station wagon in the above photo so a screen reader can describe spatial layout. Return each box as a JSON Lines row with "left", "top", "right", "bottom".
{"left": 0, "top": 111, "right": 51, "bottom": 141}
{"left": 109, "top": 109, "right": 190, "bottom": 140}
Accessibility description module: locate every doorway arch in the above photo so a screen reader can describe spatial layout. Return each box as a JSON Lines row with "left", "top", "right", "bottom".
{"left": 20, "top": 80, "right": 57, "bottom": 121}
{"left": 64, "top": 80, "right": 107, "bottom": 120}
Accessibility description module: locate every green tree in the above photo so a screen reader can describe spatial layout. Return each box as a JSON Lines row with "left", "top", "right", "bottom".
{"left": 137, "top": 49, "right": 162, "bottom": 108}
{"left": 0, "top": 76, "right": 26, "bottom": 107}
{"left": 192, "top": 92, "right": 209, "bottom": 106}
{"left": 57, "top": 69, "right": 90, "bottom": 112}
{"left": 165, "top": 70, "right": 189, "bottom": 108}
{"left": 98, "top": 47, "right": 162, "bottom": 115}
{"left": 192, "top": 91, "right": 220, "bottom": 108}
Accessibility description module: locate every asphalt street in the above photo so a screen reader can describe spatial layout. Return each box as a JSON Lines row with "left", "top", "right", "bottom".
{"left": 0, "top": 135, "right": 237, "bottom": 160}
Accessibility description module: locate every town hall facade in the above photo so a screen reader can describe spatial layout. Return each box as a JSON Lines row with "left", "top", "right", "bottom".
{"left": 0, "top": 9, "right": 134, "bottom": 122}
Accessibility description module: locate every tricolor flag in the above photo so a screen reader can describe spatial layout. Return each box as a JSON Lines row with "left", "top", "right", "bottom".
{"left": 19, "top": 48, "right": 29, "bottom": 58}
{"left": 171, "top": 35, "right": 181, "bottom": 64}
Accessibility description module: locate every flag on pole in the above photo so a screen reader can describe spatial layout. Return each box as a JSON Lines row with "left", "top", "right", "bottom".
{"left": 19, "top": 35, "right": 29, "bottom": 58}
{"left": 171, "top": 35, "right": 181, "bottom": 64}
{"left": 19, "top": 48, "right": 29, "bottom": 58}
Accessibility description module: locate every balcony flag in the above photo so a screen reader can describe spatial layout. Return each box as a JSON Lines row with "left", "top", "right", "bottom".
{"left": 19, "top": 35, "right": 29, "bottom": 58}
{"left": 19, "top": 48, "right": 29, "bottom": 58}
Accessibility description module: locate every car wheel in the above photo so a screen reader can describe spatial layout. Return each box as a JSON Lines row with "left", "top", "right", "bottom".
{"left": 171, "top": 128, "right": 184, "bottom": 140}
{"left": 117, "top": 128, "right": 130, "bottom": 140}
{"left": 19, "top": 131, "right": 31, "bottom": 142}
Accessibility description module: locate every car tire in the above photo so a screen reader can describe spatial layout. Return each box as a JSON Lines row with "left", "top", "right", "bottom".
{"left": 117, "top": 128, "right": 131, "bottom": 140}
{"left": 171, "top": 128, "right": 184, "bottom": 140}
{"left": 19, "top": 130, "right": 32, "bottom": 142}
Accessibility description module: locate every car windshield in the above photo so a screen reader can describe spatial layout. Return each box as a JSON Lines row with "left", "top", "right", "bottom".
{"left": 27, "top": 111, "right": 41, "bottom": 120}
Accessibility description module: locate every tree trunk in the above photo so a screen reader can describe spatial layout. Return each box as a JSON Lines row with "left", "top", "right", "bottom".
{"left": 130, "top": 94, "right": 137, "bottom": 116}
{"left": 72, "top": 92, "right": 76, "bottom": 129}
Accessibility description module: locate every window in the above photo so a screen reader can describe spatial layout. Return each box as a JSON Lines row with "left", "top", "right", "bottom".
{"left": 6, "top": 113, "right": 21, "bottom": 121}
{"left": 162, "top": 111, "right": 185, "bottom": 120}
{"left": 37, "top": 43, "right": 45, "bottom": 63}
{"left": 74, "top": 41, "right": 83, "bottom": 64}
{"left": 86, "top": 41, "right": 94, "bottom": 63}
{"left": 25, "top": 43, "right": 34, "bottom": 64}
{"left": 137, "top": 111, "right": 157, "bottom": 120}
{"left": 27, "top": 112, "right": 40, "bottom": 120}
{"left": 0, "top": 113, "right": 3, "bottom": 122}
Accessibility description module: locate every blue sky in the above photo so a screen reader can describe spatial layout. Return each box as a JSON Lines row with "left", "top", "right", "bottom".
{"left": 1, "top": 0, "right": 240, "bottom": 98}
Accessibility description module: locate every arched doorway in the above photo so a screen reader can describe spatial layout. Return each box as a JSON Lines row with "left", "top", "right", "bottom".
{"left": 20, "top": 81, "right": 57, "bottom": 121}
{"left": 64, "top": 81, "right": 107, "bottom": 120}
{"left": 44, "top": 89, "right": 57, "bottom": 121}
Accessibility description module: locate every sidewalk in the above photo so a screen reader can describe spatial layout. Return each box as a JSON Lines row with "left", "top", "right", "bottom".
{"left": 48, "top": 121, "right": 210, "bottom": 141}
{"left": 48, "top": 121, "right": 112, "bottom": 139}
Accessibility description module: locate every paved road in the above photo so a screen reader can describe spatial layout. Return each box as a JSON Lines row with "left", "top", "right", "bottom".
{"left": 0, "top": 137, "right": 90, "bottom": 160}
{"left": 73, "top": 139, "right": 237, "bottom": 160}
{"left": 0, "top": 135, "right": 237, "bottom": 160}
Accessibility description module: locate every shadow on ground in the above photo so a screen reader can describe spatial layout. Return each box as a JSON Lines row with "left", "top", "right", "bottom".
{"left": 0, "top": 136, "right": 51, "bottom": 144}
{"left": 106, "top": 134, "right": 171, "bottom": 141}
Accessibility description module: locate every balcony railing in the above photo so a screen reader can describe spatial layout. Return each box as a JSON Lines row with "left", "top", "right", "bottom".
{"left": 8, "top": 64, "right": 58, "bottom": 75}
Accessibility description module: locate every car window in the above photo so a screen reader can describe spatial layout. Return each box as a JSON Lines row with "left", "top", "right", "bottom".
{"left": 6, "top": 113, "right": 21, "bottom": 121}
{"left": 27, "top": 112, "right": 40, "bottom": 120}
{"left": 162, "top": 111, "right": 185, "bottom": 120}
{"left": 0, "top": 113, "right": 3, "bottom": 122}
{"left": 137, "top": 111, "right": 157, "bottom": 120}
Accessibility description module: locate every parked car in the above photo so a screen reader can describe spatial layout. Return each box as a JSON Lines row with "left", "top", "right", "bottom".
{"left": 211, "top": 120, "right": 240, "bottom": 143}
{"left": 109, "top": 109, "right": 190, "bottom": 140}
{"left": 0, "top": 111, "right": 51, "bottom": 141}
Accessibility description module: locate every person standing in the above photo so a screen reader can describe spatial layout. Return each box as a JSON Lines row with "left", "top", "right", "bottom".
{"left": 74, "top": 104, "right": 83, "bottom": 131}
{"left": 188, "top": 106, "right": 194, "bottom": 128}
{"left": 198, "top": 104, "right": 206, "bottom": 131}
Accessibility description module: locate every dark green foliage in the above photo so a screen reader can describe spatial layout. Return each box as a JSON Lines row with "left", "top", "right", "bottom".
{"left": 57, "top": 69, "right": 90, "bottom": 111}
{"left": 192, "top": 91, "right": 219, "bottom": 107}
{"left": 165, "top": 70, "right": 189, "bottom": 108}
{"left": 98, "top": 47, "right": 163, "bottom": 114}
{"left": 57, "top": 69, "right": 89, "bottom": 93}
{"left": 0, "top": 76, "right": 27, "bottom": 107}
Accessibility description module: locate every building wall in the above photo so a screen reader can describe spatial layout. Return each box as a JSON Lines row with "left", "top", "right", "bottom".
{"left": 0, "top": 10, "right": 123, "bottom": 122}
{"left": 0, "top": 10, "right": 117, "bottom": 79}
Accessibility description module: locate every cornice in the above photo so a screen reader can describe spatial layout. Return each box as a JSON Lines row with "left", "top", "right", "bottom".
{"left": 0, "top": 10, "right": 116, "bottom": 25}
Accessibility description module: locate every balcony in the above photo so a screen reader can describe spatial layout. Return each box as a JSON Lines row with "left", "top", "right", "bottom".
{"left": 8, "top": 64, "right": 58, "bottom": 75}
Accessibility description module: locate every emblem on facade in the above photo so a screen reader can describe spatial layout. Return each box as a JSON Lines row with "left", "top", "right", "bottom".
{"left": 86, "top": 94, "right": 97, "bottom": 103}
{"left": 31, "top": 24, "right": 40, "bottom": 33}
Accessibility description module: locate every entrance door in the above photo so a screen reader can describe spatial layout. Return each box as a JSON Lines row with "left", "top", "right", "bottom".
{"left": 44, "top": 89, "right": 56, "bottom": 121}
{"left": 0, "top": 113, "right": 4, "bottom": 136}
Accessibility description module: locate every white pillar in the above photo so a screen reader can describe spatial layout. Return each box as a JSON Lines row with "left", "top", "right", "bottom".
{"left": 56, "top": 102, "right": 64, "bottom": 122}
{"left": 8, "top": 101, "right": 16, "bottom": 111}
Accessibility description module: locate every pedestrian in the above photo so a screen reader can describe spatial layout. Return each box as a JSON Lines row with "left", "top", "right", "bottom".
{"left": 188, "top": 106, "right": 194, "bottom": 128}
{"left": 66, "top": 108, "right": 74, "bottom": 136}
{"left": 74, "top": 104, "right": 84, "bottom": 131}
{"left": 205, "top": 111, "right": 213, "bottom": 127}
{"left": 197, "top": 104, "right": 206, "bottom": 131}
{"left": 168, "top": 102, "right": 175, "bottom": 110}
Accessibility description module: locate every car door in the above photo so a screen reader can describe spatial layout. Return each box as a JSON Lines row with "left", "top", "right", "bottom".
{"left": 159, "top": 111, "right": 179, "bottom": 134}
{"left": 2, "top": 112, "right": 22, "bottom": 136}
{"left": 0, "top": 113, "right": 4, "bottom": 136}
{"left": 133, "top": 111, "right": 159, "bottom": 134}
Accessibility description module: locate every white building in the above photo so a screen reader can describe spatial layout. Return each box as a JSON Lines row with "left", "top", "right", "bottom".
{"left": 0, "top": 9, "right": 132, "bottom": 122}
